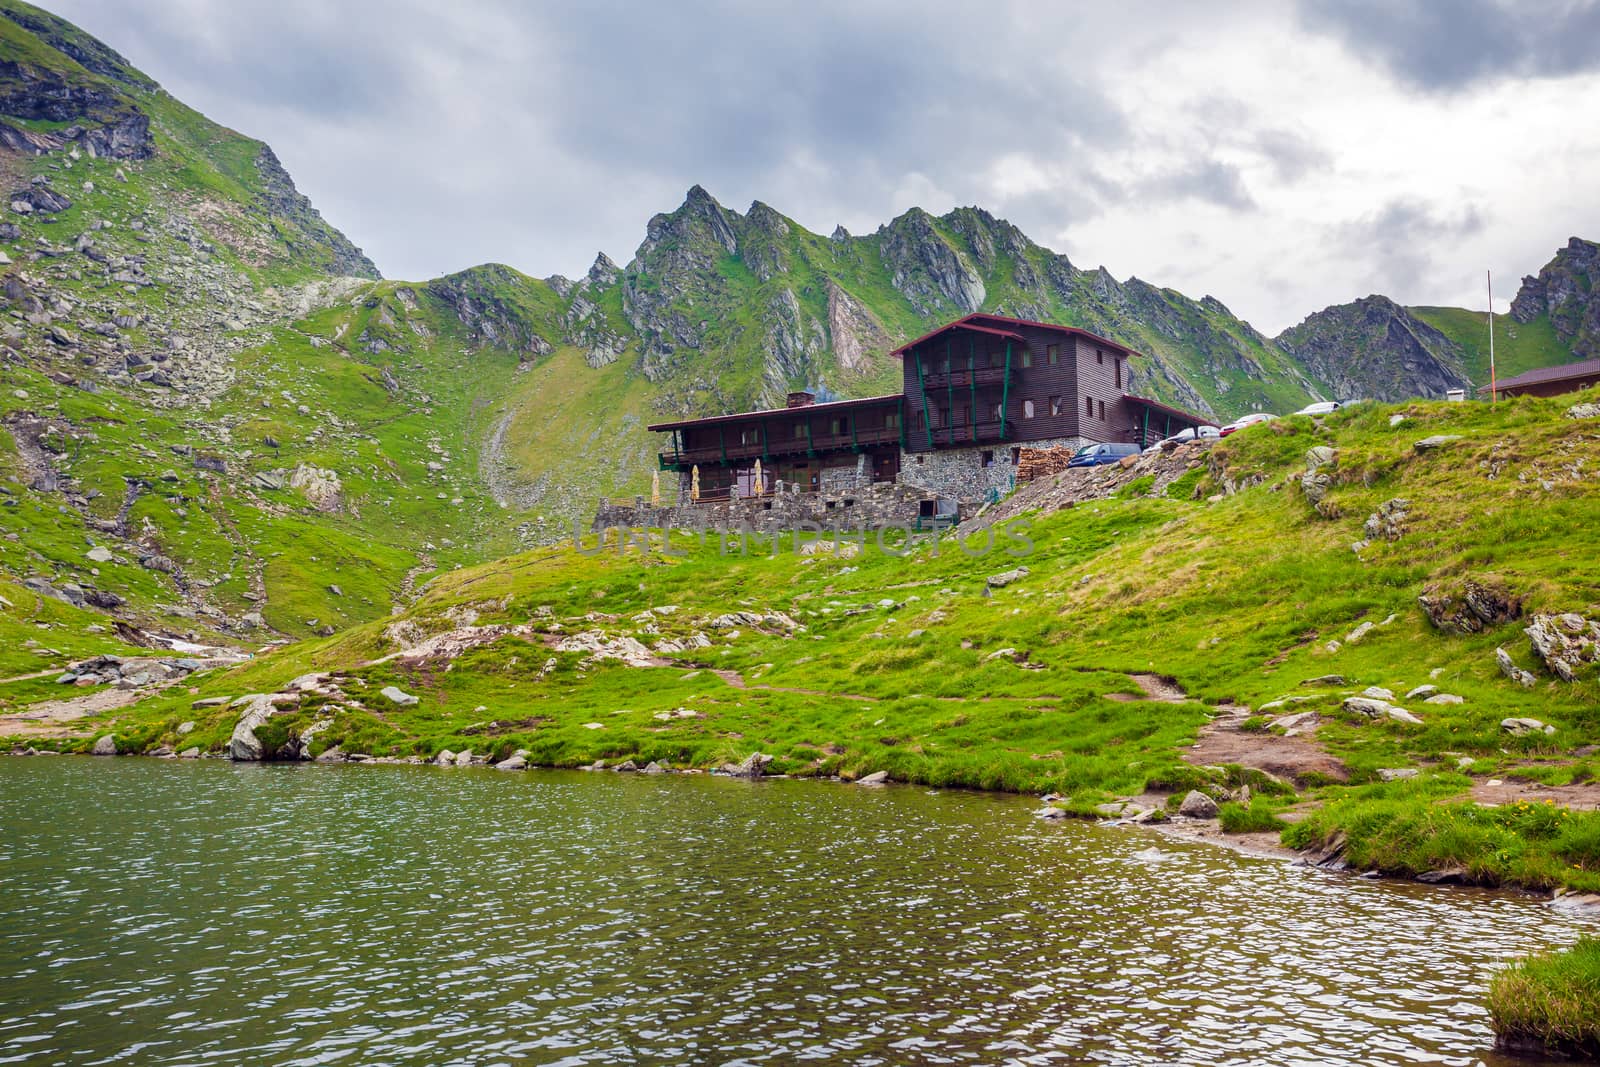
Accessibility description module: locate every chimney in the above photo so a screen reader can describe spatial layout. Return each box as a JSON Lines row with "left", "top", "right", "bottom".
{"left": 786, "top": 391, "right": 815, "bottom": 408}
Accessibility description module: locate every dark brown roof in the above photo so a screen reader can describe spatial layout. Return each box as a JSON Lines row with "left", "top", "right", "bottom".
{"left": 1123, "top": 393, "right": 1217, "bottom": 428}
{"left": 647, "top": 393, "right": 902, "bottom": 432}
{"left": 889, "top": 313, "right": 1140, "bottom": 358}
{"left": 1479, "top": 358, "right": 1600, "bottom": 393}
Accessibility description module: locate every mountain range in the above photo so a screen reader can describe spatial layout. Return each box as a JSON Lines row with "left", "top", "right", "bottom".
{"left": 0, "top": 0, "right": 1596, "bottom": 646}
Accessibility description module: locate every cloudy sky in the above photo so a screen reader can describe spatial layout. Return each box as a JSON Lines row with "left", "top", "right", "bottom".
{"left": 47, "top": 0, "right": 1600, "bottom": 333}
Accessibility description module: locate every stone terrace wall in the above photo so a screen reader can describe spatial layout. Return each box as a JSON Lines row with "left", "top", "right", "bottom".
{"left": 593, "top": 481, "right": 937, "bottom": 534}
{"left": 899, "top": 437, "right": 1084, "bottom": 502}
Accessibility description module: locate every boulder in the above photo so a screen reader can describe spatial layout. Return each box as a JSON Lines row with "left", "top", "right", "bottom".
{"left": 1300, "top": 674, "right": 1346, "bottom": 687}
{"left": 641, "top": 761, "right": 667, "bottom": 774}
{"left": 226, "top": 694, "right": 276, "bottom": 761}
{"left": 315, "top": 747, "right": 345, "bottom": 763}
{"left": 1565, "top": 402, "right": 1600, "bottom": 419}
{"left": 1502, "top": 717, "right": 1556, "bottom": 737}
{"left": 986, "top": 566, "right": 1029, "bottom": 588}
{"left": 86, "top": 546, "right": 113, "bottom": 563}
{"left": 434, "top": 749, "right": 455, "bottom": 766}
{"left": 1413, "top": 434, "right": 1461, "bottom": 452}
{"left": 613, "top": 759, "right": 639, "bottom": 773}
{"left": 1377, "top": 768, "right": 1419, "bottom": 782}
{"left": 1405, "top": 684, "right": 1438, "bottom": 700}
{"left": 1496, "top": 647, "right": 1537, "bottom": 688}
{"left": 1424, "top": 693, "right": 1464, "bottom": 705}
{"left": 177, "top": 747, "right": 200, "bottom": 759}
{"left": 727, "top": 752, "right": 773, "bottom": 778}
{"left": 90, "top": 734, "right": 117, "bottom": 756}
{"left": 1344, "top": 621, "right": 1374, "bottom": 644}
{"left": 1178, "top": 790, "right": 1219, "bottom": 819}
{"left": 856, "top": 770, "right": 890, "bottom": 785}
{"left": 494, "top": 754, "right": 527, "bottom": 771}
{"left": 1360, "top": 686, "right": 1394, "bottom": 701}
{"left": 1305, "top": 445, "right": 1337, "bottom": 469}
{"left": 453, "top": 749, "right": 474, "bottom": 767}
{"left": 380, "top": 685, "right": 419, "bottom": 707}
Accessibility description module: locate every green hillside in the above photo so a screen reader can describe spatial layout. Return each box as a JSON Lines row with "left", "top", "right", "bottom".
{"left": 1412, "top": 305, "right": 1575, "bottom": 386}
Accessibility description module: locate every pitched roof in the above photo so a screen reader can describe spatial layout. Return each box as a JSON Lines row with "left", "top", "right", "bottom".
{"left": 647, "top": 393, "right": 902, "bottom": 432}
{"left": 888, "top": 313, "right": 1140, "bottom": 358}
{"left": 1480, "top": 358, "right": 1600, "bottom": 393}
{"left": 1122, "top": 393, "right": 1217, "bottom": 428}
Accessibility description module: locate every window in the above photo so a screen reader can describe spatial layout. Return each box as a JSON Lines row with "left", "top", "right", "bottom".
{"left": 1085, "top": 397, "right": 1094, "bottom": 416}
{"left": 981, "top": 450, "right": 995, "bottom": 468}
{"left": 990, "top": 349, "right": 1005, "bottom": 368}
{"left": 1021, "top": 349, "right": 1032, "bottom": 368}
{"left": 1114, "top": 358, "right": 1122, "bottom": 388}
{"left": 939, "top": 356, "right": 950, "bottom": 373}
{"left": 1098, "top": 399, "right": 1106, "bottom": 419}
{"left": 1096, "top": 349, "right": 1104, "bottom": 365}
{"left": 831, "top": 416, "right": 848, "bottom": 436}
{"left": 915, "top": 455, "right": 925, "bottom": 465}
{"left": 1024, "top": 399, "right": 1035, "bottom": 419}
{"left": 993, "top": 402, "right": 1004, "bottom": 422}
{"left": 1046, "top": 344, "right": 1059, "bottom": 365}
{"left": 1049, "top": 395, "right": 1061, "bottom": 417}
{"left": 740, "top": 427, "right": 760, "bottom": 446}
{"left": 1010, "top": 447, "right": 1022, "bottom": 464}
{"left": 885, "top": 411, "right": 901, "bottom": 430}
{"left": 938, "top": 407, "right": 950, "bottom": 427}
{"left": 794, "top": 423, "right": 807, "bottom": 439}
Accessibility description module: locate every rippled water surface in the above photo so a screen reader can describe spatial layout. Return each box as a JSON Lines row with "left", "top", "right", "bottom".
{"left": 1, "top": 759, "right": 1595, "bottom": 1065}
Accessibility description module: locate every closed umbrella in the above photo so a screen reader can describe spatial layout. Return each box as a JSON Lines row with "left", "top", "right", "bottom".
{"left": 691, "top": 465, "right": 700, "bottom": 502}
{"left": 753, "top": 458, "right": 764, "bottom": 496}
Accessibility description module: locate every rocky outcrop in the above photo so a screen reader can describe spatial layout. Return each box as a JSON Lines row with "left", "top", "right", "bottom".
{"left": 1418, "top": 577, "right": 1522, "bottom": 633}
{"left": 253, "top": 145, "right": 379, "bottom": 278}
{"left": 1275, "top": 296, "right": 1472, "bottom": 400}
{"left": 1511, "top": 237, "right": 1600, "bottom": 358}
{"left": 1524, "top": 613, "right": 1600, "bottom": 682}
{"left": 878, "top": 208, "right": 986, "bottom": 315}
{"left": 427, "top": 264, "right": 556, "bottom": 357}
{"left": 825, "top": 280, "right": 891, "bottom": 374}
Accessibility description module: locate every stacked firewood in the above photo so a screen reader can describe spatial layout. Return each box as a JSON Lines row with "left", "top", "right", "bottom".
{"left": 1016, "top": 447, "right": 1076, "bottom": 482}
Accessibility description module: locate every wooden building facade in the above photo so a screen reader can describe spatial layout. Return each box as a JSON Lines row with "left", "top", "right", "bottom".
{"left": 649, "top": 314, "right": 1212, "bottom": 503}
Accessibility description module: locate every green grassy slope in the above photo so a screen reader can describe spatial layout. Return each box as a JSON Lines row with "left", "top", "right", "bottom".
{"left": 1412, "top": 305, "right": 1574, "bottom": 386}
{"left": 57, "top": 387, "right": 1600, "bottom": 892}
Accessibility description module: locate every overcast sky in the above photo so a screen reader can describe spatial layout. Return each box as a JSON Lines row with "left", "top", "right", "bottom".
{"left": 46, "top": 0, "right": 1600, "bottom": 334}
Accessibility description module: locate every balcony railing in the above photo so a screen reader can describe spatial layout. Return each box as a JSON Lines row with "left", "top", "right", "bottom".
{"left": 915, "top": 419, "right": 1010, "bottom": 448}
{"left": 658, "top": 424, "right": 902, "bottom": 467}
{"left": 920, "top": 365, "right": 1012, "bottom": 390}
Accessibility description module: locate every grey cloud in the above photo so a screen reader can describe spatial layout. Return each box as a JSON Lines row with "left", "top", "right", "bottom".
{"left": 1251, "top": 129, "right": 1333, "bottom": 183}
{"left": 1298, "top": 0, "right": 1600, "bottom": 90}
{"left": 1334, "top": 198, "right": 1487, "bottom": 296}
{"left": 1140, "top": 160, "right": 1257, "bottom": 211}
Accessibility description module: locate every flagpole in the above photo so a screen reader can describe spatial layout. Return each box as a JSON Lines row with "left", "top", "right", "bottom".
{"left": 1487, "top": 269, "right": 1496, "bottom": 405}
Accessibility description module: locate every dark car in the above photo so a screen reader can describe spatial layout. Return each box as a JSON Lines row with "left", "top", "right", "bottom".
{"left": 1068, "top": 441, "right": 1141, "bottom": 467}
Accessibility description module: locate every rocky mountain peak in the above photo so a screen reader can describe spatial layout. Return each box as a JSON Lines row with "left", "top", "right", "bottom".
{"left": 1276, "top": 293, "right": 1470, "bottom": 401}
{"left": 585, "top": 252, "right": 620, "bottom": 288}
{"left": 1511, "top": 236, "right": 1599, "bottom": 358}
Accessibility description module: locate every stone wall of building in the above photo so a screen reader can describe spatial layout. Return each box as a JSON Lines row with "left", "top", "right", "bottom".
{"left": 898, "top": 436, "right": 1085, "bottom": 502}
{"left": 593, "top": 480, "right": 937, "bottom": 534}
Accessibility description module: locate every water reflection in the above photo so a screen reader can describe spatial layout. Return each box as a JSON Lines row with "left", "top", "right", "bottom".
{"left": 0, "top": 759, "right": 1591, "bottom": 1065}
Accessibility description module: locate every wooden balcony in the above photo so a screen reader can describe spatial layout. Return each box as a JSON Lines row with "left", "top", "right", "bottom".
{"left": 915, "top": 419, "right": 1010, "bottom": 448}
{"left": 920, "top": 365, "right": 1012, "bottom": 390}
{"left": 659, "top": 424, "right": 902, "bottom": 468}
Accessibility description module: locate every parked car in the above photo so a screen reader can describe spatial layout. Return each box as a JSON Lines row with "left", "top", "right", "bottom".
{"left": 1068, "top": 441, "right": 1142, "bottom": 467}
{"left": 1293, "top": 400, "right": 1342, "bottom": 416}
{"left": 1142, "top": 425, "right": 1221, "bottom": 453}
{"left": 1219, "top": 412, "right": 1278, "bottom": 437}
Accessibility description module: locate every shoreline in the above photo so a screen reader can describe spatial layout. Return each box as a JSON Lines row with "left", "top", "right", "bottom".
{"left": 12, "top": 744, "right": 1600, "bottom": 920}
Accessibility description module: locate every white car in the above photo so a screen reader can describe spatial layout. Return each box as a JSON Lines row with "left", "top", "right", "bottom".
{"left": 1294, "top": 400, "right": 1342, "bottom": 416}
{"left": 1220, "top": 412, "right": 1277, "bottom": 437}
{"left": 1142, "top": 425, "right": 1221, "bottom": 453}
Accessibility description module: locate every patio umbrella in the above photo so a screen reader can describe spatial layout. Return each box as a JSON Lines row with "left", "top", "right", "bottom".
{"left": 753, "top": 458, "right": 764, "bottom": 496}
{"left": 691, "top": 465, "right": 700, "bottom": 501}
{"left": 651, "top": 469, "right": 660, "bottom": 507}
